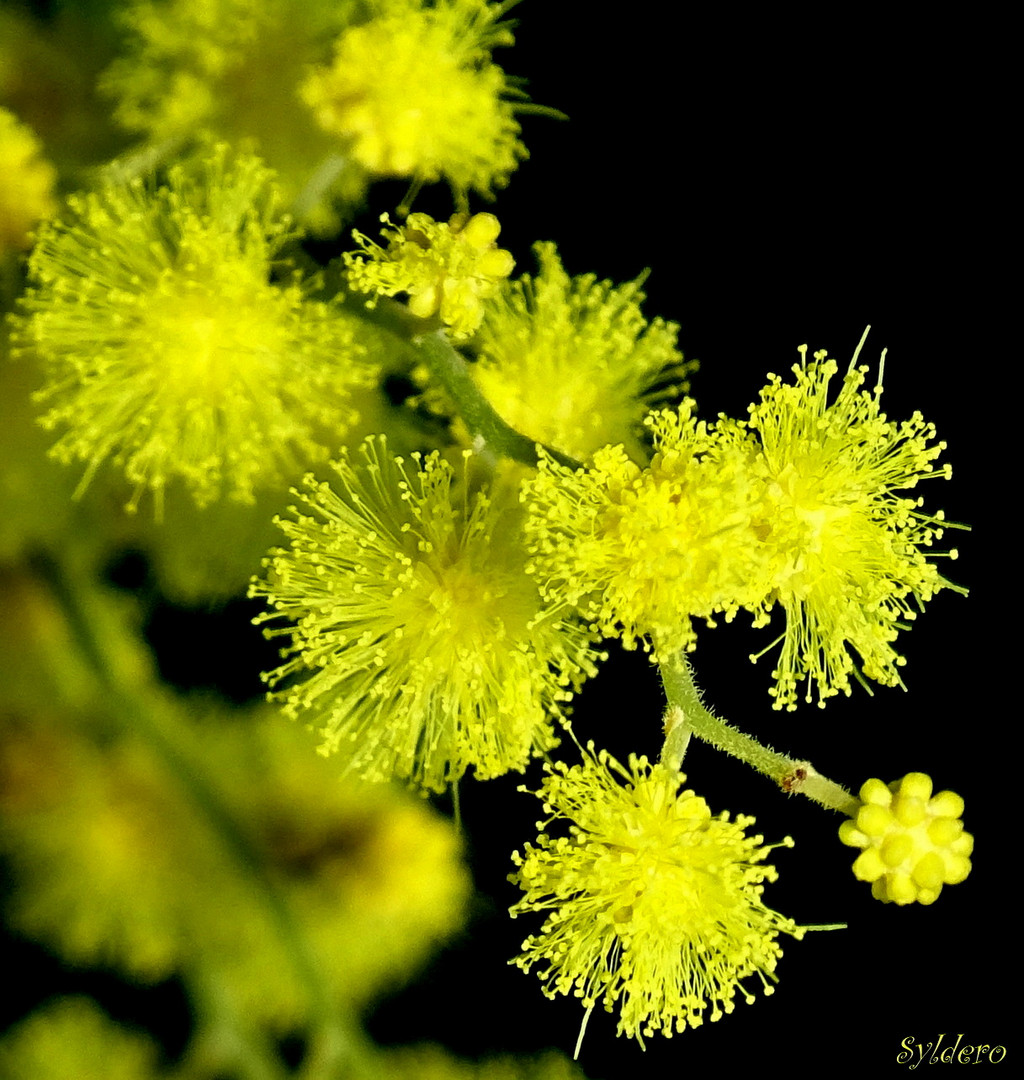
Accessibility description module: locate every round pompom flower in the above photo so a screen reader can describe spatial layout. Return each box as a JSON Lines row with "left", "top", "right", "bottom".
{"left": 301, "top": 0, "right": 526, "bottom": 198}
{"left": 731, "top": 336, "right": 960, "bottom": 710}
{"left": 510, "top": 745, "right": 804, "bottom": 1042}
{"left": 0, "top": 106, "right": 58, "bottom": 258}
{"left": 250, "top": 438, "right": 603, "bottom": 793}
{"left": 12, "top": 147, "right": 373, "bottom": 511}
{"left": 468, "top": 241, "right": 692, "bottom": 462}
{"left": 838, "top": 772, "right": 973, "bottom": 905}
{"left": 523, "top": 403, "right": 768, "bottom": 660}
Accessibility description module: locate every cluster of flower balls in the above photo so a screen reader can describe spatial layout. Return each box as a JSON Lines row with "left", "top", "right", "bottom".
{"left": 1, "top": 0, "right": 969, "bottom": 1052}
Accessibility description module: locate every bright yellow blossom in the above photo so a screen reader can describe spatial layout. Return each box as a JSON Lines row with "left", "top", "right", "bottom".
{"left": 12, "top": 147, "right": 373, "bottom": 511}
{"left": 731, "top": 336, "right": 958, "bottom": 709}
{"left": 510, "top": 745, "right": 803, "bottom": 1043}
{"left": 523, "top": 403, "right": 767, "bottom": 659}
{"left": 838, "top": 772, "right": 972, "bottom": 905}
{"left": 468, "top": 242, "right": 692, "bottom": 462}
{"left": 250, "top": 438, "right": 602, "bottom": 792}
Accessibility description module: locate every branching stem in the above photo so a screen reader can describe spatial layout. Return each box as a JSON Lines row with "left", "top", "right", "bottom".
{"left": 659, "top": 652, "right": 859, "bottom": 815}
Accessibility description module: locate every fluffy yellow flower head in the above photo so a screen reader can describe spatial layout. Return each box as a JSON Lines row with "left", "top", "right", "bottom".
{"left": 250, "top": 438, "right": 602, "bottom": 793}
{"left": 301, "top": 0, "right": 526, "bottom": 197}
{"left": 838, "top": 773, "right": 973, "bottom": 905}
{"left": 510, "top": 745, "right": 803, "bottom": 1043}
{"left": 523, "top": 403, "right": 767, "bottom": 659}
{"left": 345, "top": 210, "right": 514, "bottom": 339}
{"left": 732, "top": 336, "right": 958, "bottom": 709}
{"left": 13, "top": 147, "right": 373, "bottom": 510}
{"left": 468, "top": 242, "right": 692, "bottom": 462}
{"left": 0, "top": 106, "right": 57, "bottom": 257}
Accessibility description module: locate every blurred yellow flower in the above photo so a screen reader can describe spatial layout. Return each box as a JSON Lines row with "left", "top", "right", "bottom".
{"left": 0, "top": 106, "right": 57, "bottom": 257}
{"left": 12, "top": 147, "right": 373, "bottom": 511}
{"left": 0, "top": 998, "right": 161, "bottom": 1080}
{"left": 302, "top": 0, "right": 526, "bottom": 197}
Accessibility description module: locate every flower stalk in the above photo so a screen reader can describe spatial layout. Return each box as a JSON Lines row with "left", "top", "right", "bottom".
{"left": 416, "top": 329, "right": 581, "bottom": 469}
{"left": 659, "top": 652, "right": 859, "bottom": 815}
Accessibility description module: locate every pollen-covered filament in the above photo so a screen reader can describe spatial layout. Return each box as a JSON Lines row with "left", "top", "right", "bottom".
{"left": 140, "top": 274, "right": 287, "bottom": 400}
{"left": 400, "top": 557, "right": 535, "bottom": 662}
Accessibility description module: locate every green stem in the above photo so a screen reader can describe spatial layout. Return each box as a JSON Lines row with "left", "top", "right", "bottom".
{"left": 336, "top": 291, "right": 582, "bottom": 471}
{"left": 180, "top": 964, "right": 289, "bottom": 1080}
{"left": 416, "top": 329, "right": 581, "bottom": 469}
{"left": 659, "top": 651, "right": 859, "bottom": 815}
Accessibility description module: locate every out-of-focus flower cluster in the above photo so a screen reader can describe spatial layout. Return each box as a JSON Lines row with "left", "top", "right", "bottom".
{"left": 0, "top": 635, "right": 470, "bottom": 1027}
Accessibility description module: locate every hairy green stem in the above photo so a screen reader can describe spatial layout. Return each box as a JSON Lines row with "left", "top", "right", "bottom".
{"left": 659, "top": 652, "right": 859, "bottom": 815}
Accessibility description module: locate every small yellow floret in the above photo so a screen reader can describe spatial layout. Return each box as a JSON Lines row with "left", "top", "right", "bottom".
{"left": 510, "top": 744, "right": 803, "bottom": 1043}
{"left": 838, "top": 772, "right": 973, "bottom": 905}
{"left": 301, "top": 0, "right": 525, "bottom": 196}
{"left": 345, "top": 211, "right": 514, "bottom": 339}
{"left": 0, "top": 107, "right": 57, "bottom": 257}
